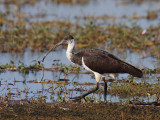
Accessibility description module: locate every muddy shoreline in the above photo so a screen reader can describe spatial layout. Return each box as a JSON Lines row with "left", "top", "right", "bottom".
{"left": 1, "top": 101, "right": 160, "bottom": 120}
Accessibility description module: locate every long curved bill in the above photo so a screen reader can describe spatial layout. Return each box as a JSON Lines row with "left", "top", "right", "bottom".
{"left": 40, "top": 40, "right": 65, "bottom": 63}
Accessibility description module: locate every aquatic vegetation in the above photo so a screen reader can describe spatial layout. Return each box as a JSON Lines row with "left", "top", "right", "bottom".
{"left": 121, "top": 0, "right": 160, "bottom": 5}
{"left": 0, "top": 60, "right": 16, "bottom": 72}
{"left": 0, "top": 0, "right": 90, "bottom": 6}
{"left": 0, "top": 60, "right": 80, "bottom": 75}
{"left": 0, "top": 0, "right": 160, "bottom": 107}
{"left": 54, "top": 0, "right": 90, "bottom": 5}
{"left": 0, "top": 0, "right": 39, "bottom": 6}
{"left": 0, "top": 17, "right": 160, "bottom": 53}
{"left": 143, "top": 67, "right": 160, "bottom": 74}
{"left": 56, "top": 63, "right": 80, "bottom": 75}
{"left": 0, "top": 0, "right": 160, "bottom": 54}
{"left": 0, "top": 61, "right": 43, "bottom": 73}
{"left": 108, "top": 81, "right": 160, "bottom": 97}
{"left": 147, "top": 11, "right": 158, "bottom": 20}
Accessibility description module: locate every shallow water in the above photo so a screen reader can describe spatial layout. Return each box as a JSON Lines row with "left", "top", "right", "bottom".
{"left": 0, "top": 0, "right": 160, "bottom": 102}
{"left": 0, "top": 48, "right": 159, "bottom": 102}
{"left": 1, "top": 0, "right": 160, "bottom": 28}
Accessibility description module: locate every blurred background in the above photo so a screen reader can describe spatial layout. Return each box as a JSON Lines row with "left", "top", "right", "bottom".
{"left": 0, "top": 0, "right": 160, "bottom": 103}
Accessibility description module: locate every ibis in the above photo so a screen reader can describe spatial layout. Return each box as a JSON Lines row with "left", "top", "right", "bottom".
{"left": 41, "top": 35, "right": 143, "bottom": 101}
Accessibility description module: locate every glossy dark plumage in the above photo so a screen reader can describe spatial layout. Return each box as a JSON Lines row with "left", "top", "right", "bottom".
{"left": 70, "top": 49, "right": 143, "bottom": 78}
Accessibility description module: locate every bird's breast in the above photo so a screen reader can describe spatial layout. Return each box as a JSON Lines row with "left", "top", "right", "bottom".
{"left": 66, "top": 52, "right": 81, "bottom": 66}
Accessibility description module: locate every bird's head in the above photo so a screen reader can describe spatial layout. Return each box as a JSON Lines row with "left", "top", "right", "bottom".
{"left": 41, "top": 35, "right": 75, "bottom": 62}
{"left": 62, "top": 35, "right": 74, "bottom": 44}
{"left": 55, "top": 35, "right": 75, "bottom": 46}
{"left": 51, "top": 34, "right": 74, "bottom": 47}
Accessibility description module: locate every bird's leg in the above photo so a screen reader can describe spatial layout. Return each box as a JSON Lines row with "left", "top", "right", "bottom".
{"left": 103, "top": 77, "right": 107, "bottom": 102}
{"left": 70, "top": 82, "right": 99, "bottom": 100}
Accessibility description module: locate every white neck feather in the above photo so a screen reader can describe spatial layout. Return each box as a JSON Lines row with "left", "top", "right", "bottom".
{"left": 66, "top": 39, "right": 75, "bottom": 62}
{"left": 66, "top": 39, "right": 75, "bottom": 54}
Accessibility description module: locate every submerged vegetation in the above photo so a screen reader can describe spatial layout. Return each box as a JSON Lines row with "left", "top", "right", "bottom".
{"left": 0, "top": 9, "right": 160, "bottom": 53}
{"left": 0, "top": 60, "right": 80, "bottom": 75}
{"left": 108, "top": 81, "right": 160, "bottom": 98}
{"left": 54, "top": 0, "right": 90, "bottom": 5}
{"left": 0, "top": 9, "right": 160, "bottom": 102}
{"left": 0, "top": 60, "right": 43, "bottom": 73}
{"left": 0, "top": 1, "right": 160, "bottom": 119}
{"left": 0, "top": 61, "right": 160, "bottom": 103}
{"left": 0, "top": 0, "right": 90, "bottom": 6}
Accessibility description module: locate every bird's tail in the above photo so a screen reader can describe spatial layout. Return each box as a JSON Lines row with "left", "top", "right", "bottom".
{"left": 121, "top": 62, "right": 143, "bottom": 78}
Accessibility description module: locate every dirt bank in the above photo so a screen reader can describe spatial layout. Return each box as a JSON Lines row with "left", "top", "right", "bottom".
{"left": 1, "top": 102, "right": 160, "bottom": 120}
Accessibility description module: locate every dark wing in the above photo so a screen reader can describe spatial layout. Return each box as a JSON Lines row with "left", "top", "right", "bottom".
{"left": 79, "top": 49, "right": 142, "bottom": 78}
